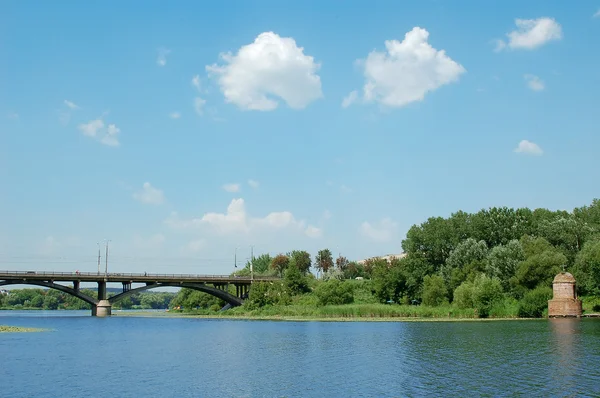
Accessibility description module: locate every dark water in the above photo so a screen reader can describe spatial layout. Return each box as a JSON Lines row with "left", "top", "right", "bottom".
{"left": 1, "top": 311, "right": 599, "bottom": 397}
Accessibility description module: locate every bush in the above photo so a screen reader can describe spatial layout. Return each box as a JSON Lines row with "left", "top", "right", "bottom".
{"left": 422, "top": 275, "right": 448, "bottom": 306}
{"left": 518, "top": 286, "right": 553, "bottom": 318}
{"left": 314, "top": 280, "right": 354, "bottom": 306}
{"left": 453, "top": 281, "right": 474, "bottom": 309}
{"left": 244, "top": 281, "right": 291, "bottom": 310}
{"left": 471, "top": 274, "right": 504, "bottom": 318}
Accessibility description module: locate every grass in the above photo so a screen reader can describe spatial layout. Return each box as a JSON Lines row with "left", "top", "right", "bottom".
{"left": 0, "top": 325, "right": 47, "bottom": 333}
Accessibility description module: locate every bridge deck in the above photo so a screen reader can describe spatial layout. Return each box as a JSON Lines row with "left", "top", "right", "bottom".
{"left": 0, "top": 271, "right": 279, "bottom": 284}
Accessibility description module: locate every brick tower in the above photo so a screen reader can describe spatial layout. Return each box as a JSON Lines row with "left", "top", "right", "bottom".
{"left": 548, "top": 272, "right": 582, "bottom": 318}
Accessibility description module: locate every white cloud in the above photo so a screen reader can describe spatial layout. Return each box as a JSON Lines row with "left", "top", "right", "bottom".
{"left": 524, "top": 74, "right": 545, "bottom": 91}
{"left": 514, "top": 140, "right": 543, "bottom": 156}
{"left": 78, "top": 118, "right": 121, "bottom": 146}
{"left": 133, "top": 182, "right": 166, "bottom": 205}
{"left": 495, "top": 18, "right": 562, "bottom": 51}
{"left": 223, "top": 183, "right": 241, "bottom": 193}
{"left": 101, "top": 124, "right": 120, "bottom": 147}
{"left": 341, "top": 90, "right": 359, "bottom": 108}
{"left": 206, "top": 31, "right": 322, "bottom": 111}
{"left": 304, "top": 225, "right": 323, "bottom": 239}
{"left": 78, "top": 119, "right": 104, "bottom": 137}
{"left": 165, "top": 198, "right": 321, "bottom": 238}
{"left": 360, "top": 218, "right": 398, "bottom": 242}
{"left": 157, "top": 47, "right": 171, "bottom": 66}
{"left": 247, "top": 179, "right": 259, "bottom": 189}
{"left": 169, "top": 112, "right": 181, "bottom": 119}
{"left": 186, "top": 238, "right": 206, "bottom": 253}
{"left": 353, "top": 27, "right": 465, "bottom": 108}
{"left": 194, "top": 97, "right": 206, "bottom": 115}
{"left": 191, "top": 75, "right": 201, "bottom": 91}
{"left": 64, "top": 100, "right": 79, "bottom": 110}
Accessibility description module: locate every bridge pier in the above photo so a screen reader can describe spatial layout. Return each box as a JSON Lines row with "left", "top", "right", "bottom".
{"left": 93, "top": 281, "right": 112, "bottom": 317}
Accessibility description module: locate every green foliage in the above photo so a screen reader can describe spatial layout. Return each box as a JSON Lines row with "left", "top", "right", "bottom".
{"left": 453, "top": 281, "right": 474, "bottom": 309}
{"left": 371, "top": 260, "right": 407, "bottom": 304}
{"left": 271, "top": 253, "right": 290, "bottom": 277}
{"left": 572, "top": 239, "right": 600, "bottom": 296}
{"left": 517, "top": 286, "right": 553, "bottom": 318}
{"left": 322, "top": 267, "right": 344, "bottom": 281}
{"left": 284, "top": 263, "right": 310, "bottom": 295}
{"left": 244, "top": 281, "right": 291, "bottom": 310}
{"left": 170, "top": 289, "right": 222, "bottom": 310}
{"left": 471, "top": 274, "right": 503, "bottom": 318}
{"left": 422, "top": 275, "right": 448, "bottom": 306}
{"left": 515, "top": 236, "right": 565, "bottom": 290}
{"left": 315, "top": 249, "right": 334, "bottom": 274}
{"left": 335, "top": 255, "right": 349, "bottom": 272}
{"left": 314, "top": 280, "right": 354, "bottom": 306}
{"left": 288, "top": 250, "right": 312, "bottom": 274}
{"left": 485, "top": 240, "right": 525, "bottom": 291}
{"left": 441, "top": 238, "right": 489, "bottom": 293}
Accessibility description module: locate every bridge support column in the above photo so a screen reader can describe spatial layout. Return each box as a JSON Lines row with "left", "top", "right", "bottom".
{"left": 92, "top": 281, "right": 111, "bottom": 317}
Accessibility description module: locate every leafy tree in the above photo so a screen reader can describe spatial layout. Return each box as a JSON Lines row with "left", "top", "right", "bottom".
{"left": 402, "top": 217, "right": 458, "bottom": 268}
{"left": 441, "top": 238, "right": 489, "bottom": 294}
{"left": 402, "top": 255, "right": 435, "bottom": 301}
{"left": 271, "top": 254, "right": 290, "bottom": 277}
{"left": 471, "top": 274, "right": 503, "bottom": 318}
{"left": 343, "top": 261, "right": 364, "bottom": 279}
{"left": 315, "top": 249, "right": 334, "bottom": 275}
{"left": 572, "top": 239, "right": 600, "bottom": 295}
{"left": 422, "top": 275, "right": 448, "bottom": 306}
{"left": 244, "top": 281, "right": 290, "bottom": 309}
{"left": 43, "top": 295, "right": 59, "bottom": 310}
{"left": 471, "top": 207, "right": 533, "bottom": 248}
{"left": 485, "top": 240, "right": 525, "bottom": 291}
{"left": 537, "top": 215, "right": 594, "bottom": 263}
{"left": 249, "top": 253, "right": 273, "bottom": 274}
{"left": 517, "top": 286, "right": 553, "bottom": 318}
{"left": 322, "top": 267, "right": 344, "bottom": 281}
{"left": 335, "top": 255, "right": 349, "bottom": 272}
{"left": 514, "top": 236, "right": 565, "bottom": 291}
{"left": 372, "top": 260, "right": 407, "bottom": 304}
{"left": 453, "top": 281, "right": 474, "bottom": 309}
{"left": 314, "top": 280, "right": 354, "bottom": 306}
{"left": 288, "top": 250, "right": 312, "bottom": 274}
{"left": 284, "top": 263, "right": 310, "bottom": 295}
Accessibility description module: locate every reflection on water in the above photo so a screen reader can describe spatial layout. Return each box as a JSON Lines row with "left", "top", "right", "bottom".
{"left": 1, "top": 312, "right": 600, "bottom": 397}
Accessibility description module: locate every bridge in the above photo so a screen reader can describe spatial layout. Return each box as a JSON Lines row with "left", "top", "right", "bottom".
{"left": 0, "top": 270, "right": 280, "bottom": 317}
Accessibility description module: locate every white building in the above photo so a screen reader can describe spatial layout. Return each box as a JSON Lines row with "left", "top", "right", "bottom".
{"left": 357, "top": 253, "right": 407, "bottom": 265}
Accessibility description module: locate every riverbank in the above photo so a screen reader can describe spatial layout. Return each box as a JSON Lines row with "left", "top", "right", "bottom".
{"left": 0, "top": 325, "right": 47, "bottom": 333}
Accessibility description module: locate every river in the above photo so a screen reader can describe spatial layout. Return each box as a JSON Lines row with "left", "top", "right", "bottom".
{"left": 1, "top": 311, "right": 599, "bottom": 397}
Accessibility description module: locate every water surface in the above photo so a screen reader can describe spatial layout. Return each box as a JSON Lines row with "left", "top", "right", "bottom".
{"left": 1, "top": 311, "right": 599, "bottom": 397}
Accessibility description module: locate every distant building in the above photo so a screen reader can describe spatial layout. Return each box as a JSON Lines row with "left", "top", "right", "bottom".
{"left": 0, "top": 289, "right": 9, "bottom": 295}
{"left": 357, "top": 253, "right": 407, "bottom": 265}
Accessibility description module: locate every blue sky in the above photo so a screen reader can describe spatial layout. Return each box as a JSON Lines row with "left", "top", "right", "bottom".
{"left": 2, "top": 1, "right": 599, "bottom": 274}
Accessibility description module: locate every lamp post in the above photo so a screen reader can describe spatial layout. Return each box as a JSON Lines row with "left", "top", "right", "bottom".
{"left": 104, "top": 240, "right": 111, "bottom": 278}
{"left": 250, "top": 245, "right": 254, "bottom": 281}
{"left": 234, "top": 246, "right": 238, "bottom": 269}
{"left": 97, "top": 242, "right": 101, "bottom": 275}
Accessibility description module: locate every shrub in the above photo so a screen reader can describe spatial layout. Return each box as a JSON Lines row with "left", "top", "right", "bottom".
{"left": 453, "top": 281, "right": 474, "bottom": 309}
{"left": 244, "top": 281, "right": 291, "bottom": 310}
{"left": 471, "top": 274, "right": 504, "bottom": 318}
{"left": 314, "top": 280, "right": 354, "bottom": 306}
{"left": 517, "top": 286, "right": 553, "bottom": 318}
{"left": 422, "top": 275, "right": 448, "bottom": 306}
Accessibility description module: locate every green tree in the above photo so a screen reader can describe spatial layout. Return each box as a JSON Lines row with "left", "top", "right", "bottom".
{"left": 43, "top": 295, "right": 59, "bottom": 310}
{"left": 485, "top": 240, "right": 525, "bottom": 291}
{"left": 453, "top": 281, "right": 474, "bottom": 309}
{"left": 514, "top": 236, "right": 565, "bottom": 291}
{"left": 372, "top": 260, "right": 407, "bottom": 304}
{"left": 284, "top": 263, "right": 310, "bottom": 295}
{"left": 288, "top": 250, "right": 312, "bottom": 274}
{"left": 315, "top": 249, "right": 334, "bottom": 275}
{"left": 471, "top": 274, "right": 503, "bottom": 318}
{"left": 572, "top": 239, "right": 600, "bottom": 295}
{"left": 271, "top": 254, "right": 290, "bottom": 277}
{"left": 335, "top": 255, "right": 349, "bottom": 272}
{"left": 441, "top": 238, "right": 489, "bottom": 294}
{"left": 314, "top": 280, "right": 354, "bottom": 306}
{"left": 517, "top": 286, "right": 553, "bottom": 318}
{"left": 422, "top": 275, "right": 448, "bottom": 306}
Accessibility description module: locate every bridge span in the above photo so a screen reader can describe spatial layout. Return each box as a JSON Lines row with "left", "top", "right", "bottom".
{"left": 0, "top": 270, "right": 279, "bottom": 317}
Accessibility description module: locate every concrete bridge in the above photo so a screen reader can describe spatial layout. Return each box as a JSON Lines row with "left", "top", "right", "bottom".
{"left": 0, "top": 270, "right": 279, "bottom": 316}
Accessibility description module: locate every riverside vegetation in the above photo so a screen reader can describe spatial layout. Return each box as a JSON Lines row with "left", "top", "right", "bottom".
{"left": 3, "top": 199, "right": 600, "bottom": 320}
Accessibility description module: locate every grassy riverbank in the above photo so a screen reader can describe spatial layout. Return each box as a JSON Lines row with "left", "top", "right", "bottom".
{"left": 0, "top": 325, "right": 47, "bottom": 333}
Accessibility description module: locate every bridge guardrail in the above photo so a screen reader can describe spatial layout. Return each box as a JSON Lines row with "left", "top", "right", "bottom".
{"left": 0, "top": 270, "right": 281, "bottom": 280}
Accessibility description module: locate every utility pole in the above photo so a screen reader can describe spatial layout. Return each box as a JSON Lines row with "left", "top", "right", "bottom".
{"left": 97, "top": 243, "right": 101, "bottom": 274}
{"left": 104, "top": 240, "right": 110, "bottom": 277}
{"left": 234, "top": 246, "right": 238, "bottom": 268}
{"left": 250, "top": 245, "right": 254, "bottom": 281}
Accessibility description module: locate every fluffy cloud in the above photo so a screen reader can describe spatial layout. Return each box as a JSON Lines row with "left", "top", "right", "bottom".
{"left": 524, "top": 74, "right": 545, "bottom": 91}
{"left": 247, "top": 179, "right": 259, "bottom": 189}
{"left": 341, "top": 90, "right": 359, "bottom": 108}
{"left": 78, "top": 118, "right": 121, "bottom": 146}
{"left": 495, "top": 18, "right": 562, "bottom": 51}
{"left": 350, "top": 27, "right": 465, "bottom": 108}
{"left": 133, "top": 182, "right": 165, "bottom": 205}
{"left": 360, "top": 218, "right": 398, "bottom": 242}
{"left": 191, "top": 75, "right": 201, "bottom": 91}
{"left": 206, "top": 32, "right": 322, "bottom": 111}
{"left": 165, "top": 198, "right": 321, "bottom": 238}
{"left": 222, "top": 183, "right": 241, "bottom": 193}
{"left": 157, "top": 47, "right": 170, "bottom": 66}
{"left": 514, "top": 140, "right": 543, "bottom": 156}
{"left": 169, "top": 112, "right": 181, "bottom": 119}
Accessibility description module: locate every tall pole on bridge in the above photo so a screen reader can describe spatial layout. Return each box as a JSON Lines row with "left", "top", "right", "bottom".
{"left": 104, "top": 240, "right": 110, "bottom": 278}
{"left": 234, "top": 246, "right": 238, "bottom": 268}
{"left": 97, "top": 243, "right": 101, "bottom": 275}
{"left": 250, "top": 245, "right": 254, "bottom": 282}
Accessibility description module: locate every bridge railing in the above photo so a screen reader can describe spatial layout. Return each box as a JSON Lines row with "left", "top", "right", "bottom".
{"left": 0, "top": 270, "right": 281, "bottom": 280}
